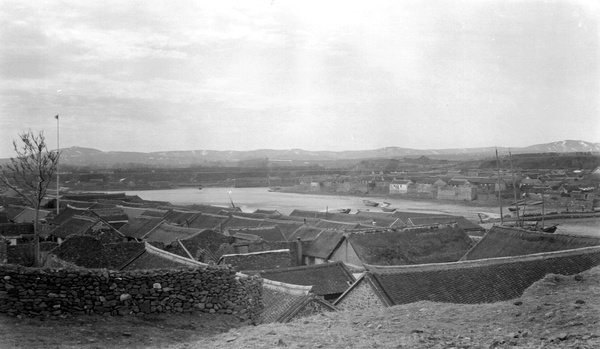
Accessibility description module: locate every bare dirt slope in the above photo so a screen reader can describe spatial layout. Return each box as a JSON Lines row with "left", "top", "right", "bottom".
{"left": 1, "top": 266, "right": 599, "bottom": 349}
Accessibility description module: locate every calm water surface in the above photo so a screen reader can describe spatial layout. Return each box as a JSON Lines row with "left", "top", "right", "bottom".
{"left": 124, "top": 187, "right": 599, "bottom": 237}
{"left": 124, "top": 187, "right": 496, "bottom": 220}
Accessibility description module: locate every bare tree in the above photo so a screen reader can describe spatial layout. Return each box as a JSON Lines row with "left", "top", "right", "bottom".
{"left": 0, "top": 130, "right": 60, "bottom": 267}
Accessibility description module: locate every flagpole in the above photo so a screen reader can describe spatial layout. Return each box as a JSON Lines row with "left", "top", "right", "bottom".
{"left": 56, "top": 114, "right": 60, "bottom": 215}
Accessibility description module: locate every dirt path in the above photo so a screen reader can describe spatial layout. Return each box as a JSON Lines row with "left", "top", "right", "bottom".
{"left": 2, "top": 266, "right": 599, "bottom": 349}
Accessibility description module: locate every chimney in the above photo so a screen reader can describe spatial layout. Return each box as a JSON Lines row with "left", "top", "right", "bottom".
{"left": 295, "top": 237, "right": 303, "bottom": 266}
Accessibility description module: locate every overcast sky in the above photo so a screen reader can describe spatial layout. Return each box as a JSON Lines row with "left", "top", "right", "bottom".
{"left": 0, "top": 0, "right": 598, "bottom": 158}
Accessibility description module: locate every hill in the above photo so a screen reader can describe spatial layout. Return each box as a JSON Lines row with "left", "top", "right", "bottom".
{"left": 1, "top": 140, "right": 599, "bottom": 168}
{"left": 1, "top": 265, "right": 598, "bottom": 348}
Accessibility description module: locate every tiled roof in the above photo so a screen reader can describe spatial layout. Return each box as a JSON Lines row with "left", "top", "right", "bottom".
{"left": 391, "top": 211, "right": 454, "bottom": 223}
{"left": 4, "top": 205, "right": 28, "bottom": 221}
{"left": 222, "top": 216, "right": 264, "bottom": 229}
{"left": 165, "top": 229, "right": 233, "bottom": 261}
{"left": 184, "top": 204, "right": 237, "bottom": 215}
{"left": 118, "top": 216, "right": 164, "bottom": 239}
{"left": 0, "top": 223, "right": 34, "bottom": 237}
{"left": 276, "top": 295, "right": 338, "bottom": 323}
{"left": 115, "top": 205, "right": 147, "bottom": 220}
{"left": 347, "top": 225, "right": 473, "bottom": 266}
{"left": 358, "top": 246, "right": 600, "bottom": 306}
{"left": 254, "top": 209, "right": 282, "bottom": 216}
{"left": 0, "top": 211, "right": 9, "bottom": 224}
{"left": 140, "top": 209, "right": 169, "bottom": 218}
{"left": 229, "top": 226, "right": 286, "bottom": 242}
{"left": 313, "top": 220, "right": 363, "bottom": 230}
{"left": 60, "top": 200, "right": 97, "bottom": 209}
{"left": 289, "top": 210, "right": 330, "bottom": 219}
{"left": 288, "top": 226, "right": 324, "bottom": 241}
{"left": 187, "top": 213, "right": 229, "bottom": 230}
{"left": 304, "top": 230, "right": 344, "bottom": 259}
{"left": 260, "top": 219, "right": 305, "bottom": 241}
{"left": 218, "top": 249, "right": 292, "bottom": 270}
{"left": 259, "top": 283, "right": 311, "bottom": 324}
{"left": 141, "top": 222, "right": 202, "bottom": 244}
{"left": 250, "top": 261, "right": 355, "bottom": 297}
{"left": 407, "top": 216, "right": 484, "bottom": 231}
{"left": 49, "top": 215, "right": 98, "bottom": 239}
{"left": 163, "top": 210, "right": 200, "bottom": 225}
{"left": 62, "top": 192, "right": 128, "bottom": 201}
{"left": 85, "top": 208, "right": 129, "bottom": 222}
{"left": 47, "top": 206, "right": 85, "bottom": 226}
{"left": 51, "top": 235, "right": 108, "bottom": 268}
{"left": 120, "top": 242, "right": 208, "bottom": 270}
{"left": 462, "top": 226, "right": 600, "bottom": 261}
{"left": 13, "top": 207, "right": 51, "bottom": 223}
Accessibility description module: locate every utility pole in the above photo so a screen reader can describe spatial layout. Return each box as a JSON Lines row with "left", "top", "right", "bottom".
{"left": 496, "top": 148, "right": 503, "bottom": 225}
{"left": 56, "top": 114, "right": 60, "bottom": 215}
{"left": 509, "top": 149, "right": 520, "bottom": 226}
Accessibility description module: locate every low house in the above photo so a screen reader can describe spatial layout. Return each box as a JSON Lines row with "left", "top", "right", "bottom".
{"left": 303, "top": 230, "right": 345, "bottom": 265}
{"left": 405, "top": 216, "right": 485, "bottom": 235}
{"left": 229, "top": 226, "right": 287, "bottom": 242}
{"left": 218, "top": 249, "right": 292, "bottom": 270}
{"left": 164, "top": 229, "right": 234, "bottom": 263}
{"left": 247, "top": 261, "right": 355, "bottom": 302}
{"left": 163, "top": 209, "right": 201, "bottom": 225}
{"left": 327, "top": 224, "right": 473, "bottom": 271}
{"left": 120, "top": 242, "right": 208, "bottom": 270}
{"left": 118, "top": 216, "right": 164, "bottom": 241}
{"left": 461, "top": 226, "right": 600, "bottom": 261}
{"left": 260, "top": 219, "right": 305, "bottom": 241}
{"left": 187, "top": 213, "right": 229, "bottom": 231}
{"left": 48, "top": 236, "right": 145, "bottom": 269}
{"left": 48, "top": 215, "right": 126, "bottom": 244}
{"left": 13, "top": 207, "right": 51, "bottom": 224}
{"left": 220, "top": 215, "right": 264, "bottom": 233}
{"left": 334, "top": 245, "right": 600, "bottom": 311}
{"left": 259, "top": 281, "right": 337, "bottom": 324}
{"left": 389, "top": 180, "right": 411, "bottom": 195}
{"left": 0, "top": 223, "right": 34, "bottom": 245}
{"left": 141, "top": 222, "right": 203, "bottom": 244}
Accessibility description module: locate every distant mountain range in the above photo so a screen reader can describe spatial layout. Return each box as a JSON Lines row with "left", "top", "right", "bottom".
{"left": 2, "top": 140, "right": 599, "bottom": 167}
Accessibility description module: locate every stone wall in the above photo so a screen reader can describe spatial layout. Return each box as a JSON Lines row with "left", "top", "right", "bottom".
{"left": 334, "top": 276, "right": 384, "bottom": 311}
{"left": 0, "top": 264, "right": 263, "bottom": 323}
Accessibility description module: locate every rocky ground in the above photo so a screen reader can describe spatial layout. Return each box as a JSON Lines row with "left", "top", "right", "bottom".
{"left": 1, "top": 266, "right": 599, "bottom": 349}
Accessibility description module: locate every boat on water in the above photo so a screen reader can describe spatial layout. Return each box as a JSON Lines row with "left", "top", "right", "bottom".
{"left": 357, "top": 208, "right": 370, "bottom": 212}
{"left": 268, "top": 187, "right": 282, "bottom": 192}
{"left": 508, "top": 206, "right": 522, "bottom": 212}
{"left": 363, "top": 200, "right": 379, "bottom": 207}
{"left": 336, "top": 208, "right": 351, "bottom": 214}
{"left": 541, "top": 225, "right": 558, "bottom": 233}
{"left": 381, "top": 207, "right": 396, "bottom": 213}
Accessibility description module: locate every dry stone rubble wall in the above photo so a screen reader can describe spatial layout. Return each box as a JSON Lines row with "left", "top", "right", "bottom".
{"left": 0, "top": 264, "right": 262, "bottom": 323}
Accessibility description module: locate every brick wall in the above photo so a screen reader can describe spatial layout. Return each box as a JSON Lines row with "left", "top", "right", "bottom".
{"left": 0, "top": 264, "right": 263, "bottom": 323}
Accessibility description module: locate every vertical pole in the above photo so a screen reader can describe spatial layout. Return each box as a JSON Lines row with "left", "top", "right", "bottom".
{"left": 509, "top": 149, "right": 520, "bottom": 226}
{"left": 496, "top": 148, "right": 503, "bottom": 225}
{"left": 541, "top": 187, "right": 545, "bottom": 228}
{"left": 56, "top": 114, "right": 60, "bottom": 215}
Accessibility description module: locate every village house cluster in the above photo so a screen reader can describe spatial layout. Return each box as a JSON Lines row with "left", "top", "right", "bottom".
{"left": 292, "top": 167, "right": 599, "bottom": 211}
{"left": 1, "top": 188, "right": 600, "bottom": 323}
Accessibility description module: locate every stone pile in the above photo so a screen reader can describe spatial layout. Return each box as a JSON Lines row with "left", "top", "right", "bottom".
{"left": 0, "top": 264, "right": 262, "bottom": 322}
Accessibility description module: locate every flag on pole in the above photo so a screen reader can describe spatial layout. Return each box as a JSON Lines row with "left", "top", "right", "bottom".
{"left": 55, "top": 114, "right": 59, "bottom": 119}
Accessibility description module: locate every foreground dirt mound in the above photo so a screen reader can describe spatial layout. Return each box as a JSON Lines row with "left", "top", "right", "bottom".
{"left": 1, "top": 267, "right": 599, "bottom": 348}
